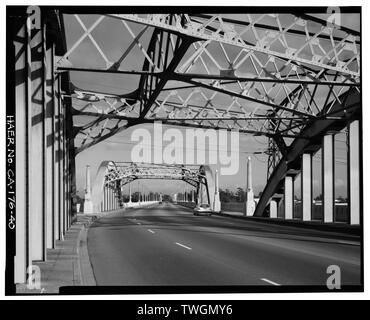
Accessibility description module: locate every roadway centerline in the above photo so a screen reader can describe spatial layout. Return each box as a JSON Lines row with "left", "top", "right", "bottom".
{"left": 175, "top": 242, "right": 192, "bottom": 250}
{"left": 261, "top": 278, "right": 281, "bottom": 286}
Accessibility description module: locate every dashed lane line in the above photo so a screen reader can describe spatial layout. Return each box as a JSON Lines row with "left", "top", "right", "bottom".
{"left": 175, "top": 242, "right": 192, "bottom": 250}
{"left": 261, "top": 278, "right": 281, "bottom": 286}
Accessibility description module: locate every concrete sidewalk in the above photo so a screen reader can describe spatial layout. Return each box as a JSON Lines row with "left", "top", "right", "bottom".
{"left": 16, "top": 214, "right": 97, "bottom": 294}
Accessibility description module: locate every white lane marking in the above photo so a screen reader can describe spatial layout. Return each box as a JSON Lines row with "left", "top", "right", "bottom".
{"left": 261, "top": 278, "right": 281, "bottom": 286}
{"left": 147, "top": 229, "right": 155, "bottom": 234}
{"left": 175, "top": 242, "right": 192, "bottom": 250}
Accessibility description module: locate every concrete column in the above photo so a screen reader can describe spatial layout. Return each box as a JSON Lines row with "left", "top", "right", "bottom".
{"left": 284, "top": 176, "right": 294, "bottom": 220}
{"left": 102, "top": 186, "right": 105, "bottom": 212}
{"left": 104, "top": 186, "right": 107, "bottom": 211}
{"left": 213, "top": 169, "right": 221, "bottom": 212}
{"left": 349, "top": 120, "right": 360, "bottom": 225}
{"left": 65, "top": 146, "right": 70, "bottom": 230}
{"left": 44, "top": 35, "right": 55, "bottom": 249}
{"left": 113, "top": 190, "right": 115, "bottom": 209}
{"left": 63, "top": 112, "right": 68, "bottom": 234}
{"left": 83, "top": 165, "right": 93, "bottom": 213}
{"left": 113, "top": 189, "right": 115, "bottom": 209}
{"left": 270, "top": 199, "right": 278, "bottom": 219}
{"left": 323, "top": 134, "right": 334, "bottom": 223}
{"left": 129, "top": 183, "right": 132, "bottom": 204}
{"left": 28, "top": 21, "right": 46, "bottom": 261}
{"left": 245, "top": 157, "right": 255, "bottom": 216}
{"left": 302, "top": 153, "right": 312, "bottom": 221}
{"left": 59, "top": 77, "right": 65, "bottom": 239}
{"left": 107, "top": 187, "right": 111, "bottom": 210}
{"left": 105, "top": 186, "right": 108, "bottom": 211}
{"left": 108, "top": 187, "right": 110, "bottom": 210}
{"left": 53, "top": 74, "right": 61, "bottom": 241}
{"left": 14, "top": 23, "right": 29, "bottom": 283}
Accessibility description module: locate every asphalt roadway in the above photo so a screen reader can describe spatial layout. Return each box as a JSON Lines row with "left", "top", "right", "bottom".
{"left": 87, "top": 202, "right": 361, "bottom": 287}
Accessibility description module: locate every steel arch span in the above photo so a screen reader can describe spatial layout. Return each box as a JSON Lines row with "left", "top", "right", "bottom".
{"left": 91, "top": 162, "right": 219, "bottom": 212}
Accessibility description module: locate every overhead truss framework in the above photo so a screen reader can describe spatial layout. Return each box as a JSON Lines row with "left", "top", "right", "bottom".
{"left": 55, "top": 11, "right": 360, "bottom": 161}
{"left": 95, "top": 161, "right": 211, "bottom": 211}
{"left": 105, "top": 162, "right": 205, "bottom": 189}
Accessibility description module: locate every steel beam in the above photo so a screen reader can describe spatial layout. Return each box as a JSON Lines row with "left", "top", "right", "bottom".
{"left": 254, "top": 89, "right": 360, "bottom": 217}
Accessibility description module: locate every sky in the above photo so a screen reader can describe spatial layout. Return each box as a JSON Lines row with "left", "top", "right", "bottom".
{"left": 62, "top": 12, "right": 358, "bottom": 199}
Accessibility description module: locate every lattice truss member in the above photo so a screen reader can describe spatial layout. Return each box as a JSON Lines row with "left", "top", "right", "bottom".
{"left": 104, "top": 162, "right": 204, "bottom": 188}
{"left": 56, "top": 12, "right": 360, "bottom": 168}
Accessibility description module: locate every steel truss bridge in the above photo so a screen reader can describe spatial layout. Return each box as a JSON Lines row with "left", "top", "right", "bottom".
{"left": 9, "top": 7, "right": 361, "bottom": 284}
{"left": 91, "top": 162, "right": 212, "bottom": 211}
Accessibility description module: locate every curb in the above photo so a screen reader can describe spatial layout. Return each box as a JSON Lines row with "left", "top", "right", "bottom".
{"left": 76, "top": 216, "right": 97, "bottom": 286}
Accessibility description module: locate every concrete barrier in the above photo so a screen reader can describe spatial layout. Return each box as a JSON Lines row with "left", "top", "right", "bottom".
{"left": 124, "top": 201, "right": 159, "bottom": 209}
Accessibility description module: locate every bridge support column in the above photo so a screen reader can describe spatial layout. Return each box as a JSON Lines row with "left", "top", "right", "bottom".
{"left": 284, "top": 176, "right": 294, "bottom": 220}
{"left": 108, "top": 187, "right": 111, "bottom": 210}
{"left": 28, "top": 20, "right": 46, "bottom": 261}
{"left": 14, "top": 22, "right": 29, "bottom": 283}
{"left": 111, "top": 188, "right": 114, "bottom": 210}
{"left": 302, "top": 153, "right": 312, "bottom": 221}
{"left": 270, "top": 199, "right": 278, "bottom": 218}
{"left": 53, "top": 74, "right": 61, "bottom": 241}
{"left": 105, "top": 186, "right": 109, "bottom": 211}
{"left": 106, "top": 186, "right": 109, "bottom": 211}
{"left": 323, "top": 134, "right": 335, "bottom": 223}
{"left": 45, "top": 37, "right": 55, "bottom": 249}
{"left": 213, "top": 170, "right": 221, "bottom": 212}
{"left": 59, "top": 78, "right": 65, "bottom": 240}
{"left": 128, "top": 183, "right": 132, "bottom": 204}
{"left": 349, "top": 120, "right": 360, "bottom": 225}
{"left": 101, "top": 186, "right": 105, "bottom": 212}
{"left": 106, "top": 187, "right": 109, "bottom": 211}
{"left": 83, "top": 165, "right": 94, "bottom": 213}
{"left": 245, "top": 157, "right": 255, "bottom": 216}
{"left": 12, "top": 9, "right": 76, "bottom": 284}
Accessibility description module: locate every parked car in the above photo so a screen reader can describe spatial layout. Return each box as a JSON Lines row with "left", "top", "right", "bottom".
{"left": 193, "top": 204, "right": 212, "bottom": 216}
